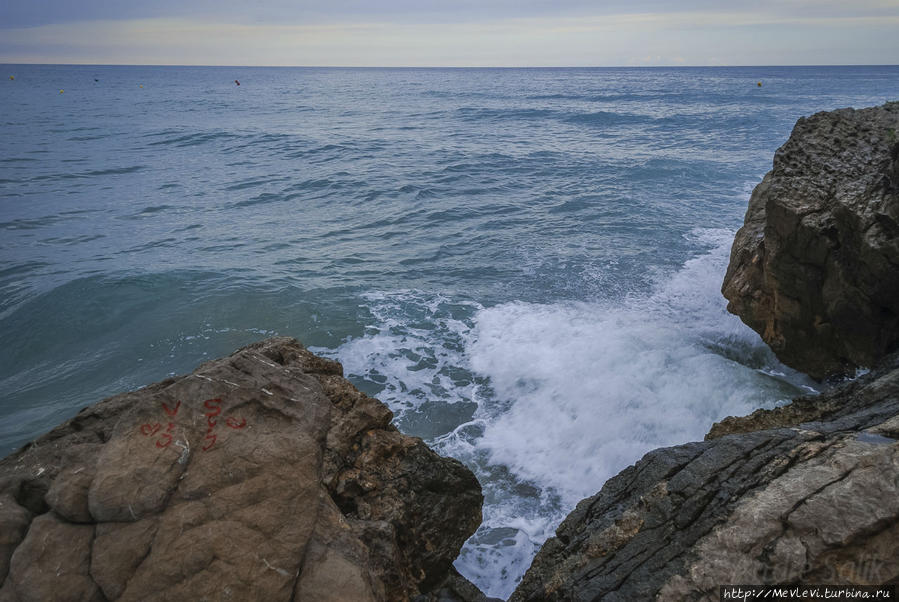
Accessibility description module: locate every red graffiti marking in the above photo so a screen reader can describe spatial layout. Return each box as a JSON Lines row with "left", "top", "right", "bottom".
{"left": 225, "top": 417, "right": 247, "bottom": 430}
{"left": 144, "top": 397, "right": 248, "bottom": 452}
{"left": 140, "top": 423, "right": 161, "bottom": 437}
{"left": 156, "top": 423, "right": 175, "bottom": 448}
{"left": 202, "top": 398, "right": 223, "bottom": 451}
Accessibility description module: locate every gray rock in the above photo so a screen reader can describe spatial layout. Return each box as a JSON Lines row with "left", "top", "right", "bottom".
{"left": 0, "top": 337, "right": 484, "bottom": 602}
{"left": 722, "top": 101, "right": 899, "bottom": 380}
{"left": 511, "top": 352, "right": 899, "bottom": 601}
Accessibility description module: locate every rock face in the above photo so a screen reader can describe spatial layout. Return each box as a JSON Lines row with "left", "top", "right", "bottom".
{"left": 0, "top": 337, "right": 484, "bottom": 602}
{"left": 511, "top": 352, "right": 899, "bottom": 601}
{"left": 723, "top": 102, "right": 899, "bottom": 380}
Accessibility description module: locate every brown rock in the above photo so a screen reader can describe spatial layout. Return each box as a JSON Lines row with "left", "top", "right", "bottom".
{"left": 0, "top": 494, "right": 30, "bottom": 584}
{"left": 0, "top": 337, "right": 483, "bottom": 601}
{"left": 722, "top": 101, "right": 899, "bottom": 379}
{"left": 7, "top": 513, "right": 102, "bottom": 602}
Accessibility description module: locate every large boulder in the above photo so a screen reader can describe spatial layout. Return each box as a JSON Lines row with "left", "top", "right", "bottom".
{"left": 511, "top": 352, "right": 899, "bottom": 601}
{"left": 722, "top": 102, "right": 899, "bottom": 380}
{"left": 0, "top": 337, "right": 484, "bottom": 601}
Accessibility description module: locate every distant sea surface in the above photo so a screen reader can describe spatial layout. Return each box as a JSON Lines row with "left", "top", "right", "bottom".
{"left": 2, "top": 64, "right": 897, "bottom": 597}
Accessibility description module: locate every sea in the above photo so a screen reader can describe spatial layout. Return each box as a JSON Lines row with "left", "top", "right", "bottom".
{"left": 1, "top": 64, "right": 897, "bottom": 598}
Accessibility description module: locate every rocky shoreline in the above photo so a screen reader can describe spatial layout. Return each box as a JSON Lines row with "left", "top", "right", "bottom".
{"left": 1, "top": 102, "right": 897, "bottom": 600}
{"left": 509, "top": 353, "right": 899, "bottom": 600}
{"left": 510, "top": 101, "right": 899, "bottom": 600}
{"left": 0, "top": 338, "right": 484, "bottom": 601}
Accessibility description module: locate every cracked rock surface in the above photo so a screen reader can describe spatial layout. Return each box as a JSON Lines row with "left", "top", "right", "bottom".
{"left": 722, "top": 101, "right": 899, "bottom": 380}
{"left": 511, "top": 352, "right": 899, "bottom": 601}
{"left": 0, "top": 337, "right": 484, "bottom": 602}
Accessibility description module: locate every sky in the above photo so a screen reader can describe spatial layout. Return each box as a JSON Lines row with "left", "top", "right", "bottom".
{"left": 1, "top": 0, "right": 898, "bottom": 67}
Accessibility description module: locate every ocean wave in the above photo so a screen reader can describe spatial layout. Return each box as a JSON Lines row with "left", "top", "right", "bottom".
{"left": 562, "top": 110, "right": 649, "bottom": 126}
{"left": 529, "top": 92, "right": 677, "bottom": 103}
{"left": 224, "top": 176, "right": 290, "bottom": 192}
{"left": 456, "top": 107, "right": 555, "bottom": 121}
{"left": 0, "top": 213, "right": 90, "bottom": 230}
{"left": 230, "top": 193, "right": 288, "bottom": 209}
{"left": 0, "top": 270, "right": 323, "bottom": 453}
{"left": 284, "top": 143, "right": 353, "bottom": 161}
{"left": 67, "top": 135, "right": 107, "bottom": 141}
{"left": 10, "top": 165, "right": 146, "bottom": 183}
{"left": 37, "top": 234, "right": 105, "bottom": 245}
{"left": 134, "top": 205, "right": 172, "bottom": 215}
{"left": 146, "top": 130, "right": 240, "bottom": 148}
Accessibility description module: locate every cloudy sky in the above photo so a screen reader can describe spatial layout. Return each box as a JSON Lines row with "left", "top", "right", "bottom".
{"left": 2, "top": 0, "right": 898, "bottom": 66}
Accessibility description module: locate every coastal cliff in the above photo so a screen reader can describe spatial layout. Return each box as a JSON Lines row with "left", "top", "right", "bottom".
{"left": 511, "top": 102, "right": 899, "bottom": 600}
{"left": 0, "top": 338, "right": 484, "bottom": 601}
{"left": 722, "top": 102, "right": 899, "bottom": 380}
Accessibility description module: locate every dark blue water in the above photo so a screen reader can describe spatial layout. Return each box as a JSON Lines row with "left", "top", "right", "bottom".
{"left": 2, "top": 64, "right": 897, "bottom": 596}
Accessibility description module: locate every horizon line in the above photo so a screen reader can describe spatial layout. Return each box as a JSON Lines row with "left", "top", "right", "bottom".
{"left": 3, "top": 62, "right": 899, "bottom": 69}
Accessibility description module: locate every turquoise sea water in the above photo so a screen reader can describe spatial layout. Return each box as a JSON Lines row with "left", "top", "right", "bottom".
{"left": 2, "top": 64, "right": 898, "bottom": 597}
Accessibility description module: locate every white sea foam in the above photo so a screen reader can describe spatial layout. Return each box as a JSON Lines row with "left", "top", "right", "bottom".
{"left": 466, "top": 231, "right": 802, "bottom": 507}
{"left": 331, "top": 229, "right": 816, "bottom": 599}
{"left": 329, "top": 291, "right": 484, "bottom": 416}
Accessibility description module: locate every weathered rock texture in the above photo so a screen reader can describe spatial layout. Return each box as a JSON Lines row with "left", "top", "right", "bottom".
{"left": 723, "top": 102, "right": 899, "bottom": 380}
{"left": 0, "top": 337, "right": 484, "bottom": 602}
{"left": 511, "top": 352, "right": 899, "bottom": 601}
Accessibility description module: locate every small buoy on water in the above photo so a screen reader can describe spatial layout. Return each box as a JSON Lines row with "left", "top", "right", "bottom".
{"left": 59, "top": 89, "right": 64, "bottom": 94}
{"left": 757, "top": 81, "right": 762, "bottom": 87}
{"left": 234, "top": 79, "right": 240, "bottom": 86}
{"left": 9, "top": 75, "right": 13, "bottom": 80}
{"left": 139, "top": 84, "right": 143, "bottom": 88}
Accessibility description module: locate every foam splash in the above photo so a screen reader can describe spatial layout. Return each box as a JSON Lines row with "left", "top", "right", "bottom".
{"left": 330, "top": 229, "right": 815, "bottom": 599}
{"left": 329, "top": 291, "right": 484, "bottom": 415}
{"left": 464, "top": 256, "right": 800, "bottom": 505}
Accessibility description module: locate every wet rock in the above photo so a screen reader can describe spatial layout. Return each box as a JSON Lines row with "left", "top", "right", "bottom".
{"left": 708, "top": 352, "right": 899, "bottom": 439}
{"left": 413, "top": 568, "right": 504, "bottom": 602}
{"left": 511, "top": 353, "right": 899, "bottom": 601}
{"left": 0, "top": 337, "right": 483, "bottom": 601}
{"left": 722, "top": 102, "right": 899, "bottom": 379}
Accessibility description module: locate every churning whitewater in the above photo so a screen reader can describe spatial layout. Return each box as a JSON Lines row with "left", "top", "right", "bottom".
{"left": 326, "top": 228, "right": 815, "bottom": 597}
